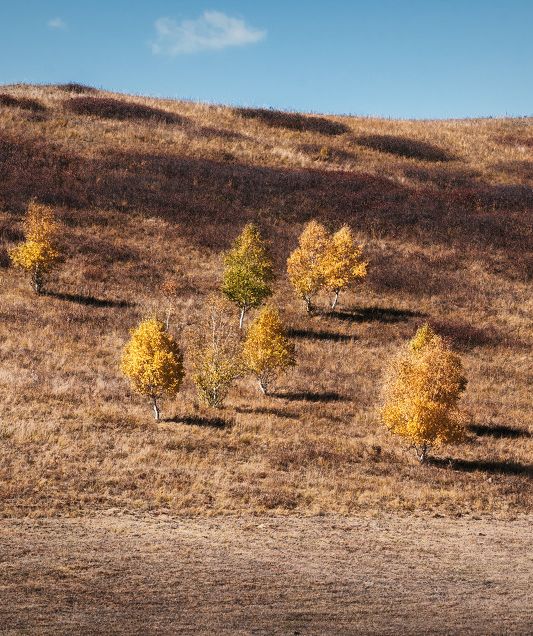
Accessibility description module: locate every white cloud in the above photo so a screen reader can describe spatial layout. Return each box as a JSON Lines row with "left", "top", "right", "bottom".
{"left": 151, "top": 10, "right": 266, "bottom": 55}
{"left": 48, "top": 17, "right": 67, "bottom": 30}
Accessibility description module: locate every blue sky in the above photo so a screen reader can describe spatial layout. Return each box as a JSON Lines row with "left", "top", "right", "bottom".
{"left": 1, "top": 1, "right": 531, "bottom": 119}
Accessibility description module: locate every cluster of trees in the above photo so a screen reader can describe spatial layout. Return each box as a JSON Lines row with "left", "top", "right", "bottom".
{"left": 121, "top": 298, "right": 295, "bottom": 419}
{"left": 9, "top": 202, "right": 469, "bottom": 462}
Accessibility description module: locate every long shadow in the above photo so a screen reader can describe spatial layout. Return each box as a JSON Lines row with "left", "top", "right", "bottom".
{"left": 273, "top": 390, "right": 347, "bottom": 403}
{"left": 470, "top": 423, "right": 531, "bottom": 439}
{"left": 234, "top": 107, "right": 349, "bottom": 136}
{"left": 429, "top": 457, "right": 533, "bottom": 477}
{"left": 64, "top": 96, "right": 185, "bottom": 125}
{"left": 355, "top": 134, "right": 455, "bottom": 162}
{"left": 165, "top": 415, "right": 229, "bottom": 429}
{"left": 331, "top": 306, "right": 425, "bottom": 324}
{"left": 287, "top": 328, "right": 355, "bottom": 342}
{"left": 46, "top": 291, "right": 133, "bottom": 308}
{"left": 235, "top": 405, "right": 300, "bottom": 420}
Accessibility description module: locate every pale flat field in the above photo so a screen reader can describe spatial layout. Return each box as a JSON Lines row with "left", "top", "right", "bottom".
{"left": 1, "top": 513, "right": 531, "bottom": 635}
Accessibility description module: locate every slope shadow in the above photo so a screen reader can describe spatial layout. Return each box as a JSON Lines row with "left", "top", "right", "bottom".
{"left": 355, "top": 134, "right": 455, "bottom": 162}
{"left": 273, "top": 390, "right": 347, "bottom": 403}
{"left": 331, "top": 306, "right": 425, "bottom": 324}
{"left": 470, "top": 423, "right": 531, "bottom": 439}
{"left": 46, "top": 291, "right": 133, "bottom": 308}
{"left": 234, "top": 107, "right": 349, "bottom": 136}
{"left": 64, "top": 96, "right": 185, "bottom": 125}
{"left": 0, "top": 93, "right": 46, "bottom": 113}
{"left": 429, "top": 456, "right": 533, "bottom": 477}
{"left": 2, "top": 133, "right": 531, "bottom": 260}
{"left": 165, "top": 415, "right": 229, "bottom": 429}
{"left": 287, "top": 328, "right": 355, "bottom": 342}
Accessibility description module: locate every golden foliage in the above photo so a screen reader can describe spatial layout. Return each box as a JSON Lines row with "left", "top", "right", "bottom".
{"left": 9, "top": 201, "right": 60, "bottom": 293}
{"left": 382, "top": 324, "right": 468, "bottom": 462}
{"left": 192, "top": 295, "right": 244, "bottom": 408}
{"left": 121, "top": 317, "right": 184, "bottom": 420}
{"left": 221, "top": 223, "right": 274, "bottom": 328}
{"left": 242, "top": 305, "right": 296, "bottom": 394}
{"left": 321, "top": 225, "right": 367, "bottom": 309}
{"left": 287, "top": 220, "right": 329, "bottom": 312}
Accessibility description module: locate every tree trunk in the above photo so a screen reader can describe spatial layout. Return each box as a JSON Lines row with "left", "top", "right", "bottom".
{"left": 259, "top": 378, "right": 268, "bottom": 395}
{"left": 305, "top": 296, "right": 312, "bottom": 314}
{"left": 331, "top": 290, "right": 340, "bottom": 310}
{"left": 165, "top": 307, "right": 171, "bottom": 330}
{"left": 33, "top": 268, "right": 43, "bottom": 294}
{"left": 152, "top": 396, "right": 160, "bottom": 421}
{"left": 418, "top": 444, "right": 429, "bottom": 464}
{"left": 239, "top": 306, "right": 246, "bottom": 330}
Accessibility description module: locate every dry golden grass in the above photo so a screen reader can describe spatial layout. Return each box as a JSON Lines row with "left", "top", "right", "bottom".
{"left": 0, "top": 83, "right": 531, "bottom": 518}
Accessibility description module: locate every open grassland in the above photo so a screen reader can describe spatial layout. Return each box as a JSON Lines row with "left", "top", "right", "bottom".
{"left": 0, "top": 84, "right": 531, "bottom": 518}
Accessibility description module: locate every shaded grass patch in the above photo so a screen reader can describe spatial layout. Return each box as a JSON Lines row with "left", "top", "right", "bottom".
{"left": 355, "top": 134, "right": 454, "bottom": 162}
{"left": 64, "top": 97, "right": 184, "bottom": 124}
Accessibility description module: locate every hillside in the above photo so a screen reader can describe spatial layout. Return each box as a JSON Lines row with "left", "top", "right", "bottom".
{"left": 0, "top": 83, "right": 531, "bottom": 517}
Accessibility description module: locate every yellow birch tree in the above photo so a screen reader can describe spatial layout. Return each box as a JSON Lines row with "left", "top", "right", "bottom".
{"left": 242, "top": 305, "right": 295, "bottom": 395}
{"left": 287, "top": 220, "right": 329, "bottom": 313}
{"left": 321, "top": 225, "right": 367, "bottom": 309}
{"left": 121, "top": 317, "right": 184, "bottom": 420}
{"left": 382, "top": 324, "right": 468, "bottom": 463}
{"left": 9, "top": 200, "right": 61, "bottom": 294}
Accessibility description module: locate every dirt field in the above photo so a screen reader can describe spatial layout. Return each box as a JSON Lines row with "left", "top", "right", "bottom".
{"left": 1, "top": 513, "right": 531, "bottom": 635}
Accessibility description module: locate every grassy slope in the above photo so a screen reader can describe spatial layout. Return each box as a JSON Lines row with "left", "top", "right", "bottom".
{"left": 0, "top": 84, "right": 531, "bottom": 517}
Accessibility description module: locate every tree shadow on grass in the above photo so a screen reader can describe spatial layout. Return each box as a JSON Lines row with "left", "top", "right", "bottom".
{"left": 165, "top": 415, "right": 229, "bottom": 429}
{"left": 273, "top": 390, "right": 347, "bottom": 403}
{"left": 429, "top": 457, "right": 533, "bottom": 478}
{"left": 46, "top": 291, "right": 133, "bottom": 308}
{"left": 470, "top": 423, "right": 531, "bottom": 439}
{"left": 287, "top": 328, "right": 355, "bottom": 342}
{"left": 331, "top": 306, "right": 425, "bottom": 324}
{"left": 235, "top": 405, "right": 300, "bottom": 420}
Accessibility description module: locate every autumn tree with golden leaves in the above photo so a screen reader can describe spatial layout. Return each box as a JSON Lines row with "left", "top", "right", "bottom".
{"left": 9, "top": 201, "right": 61, "bottom": 294}
{"left": 192, "top": 295, "right": 244, "bottom": 408}
{"left": 322, "top": 225, "right": 367, "bottom": 309}
{"left": 222, "top": 223, "right": 274, "bottom": 329}
{"left": 382, "top": 324, "right": 468, "bottom": 463}
{"left": 243, "top": 305, "right": 295, "bottom": 395}
{"left": 287, "top": 220, "right": 329, "bottom": 313}
{"left": 121, "top": 318, "right": 184, "bottom": 420}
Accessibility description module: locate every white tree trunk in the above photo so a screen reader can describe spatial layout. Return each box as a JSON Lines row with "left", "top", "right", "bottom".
{"left": 152, "top": 396, "right": 160, "bottom": 421}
